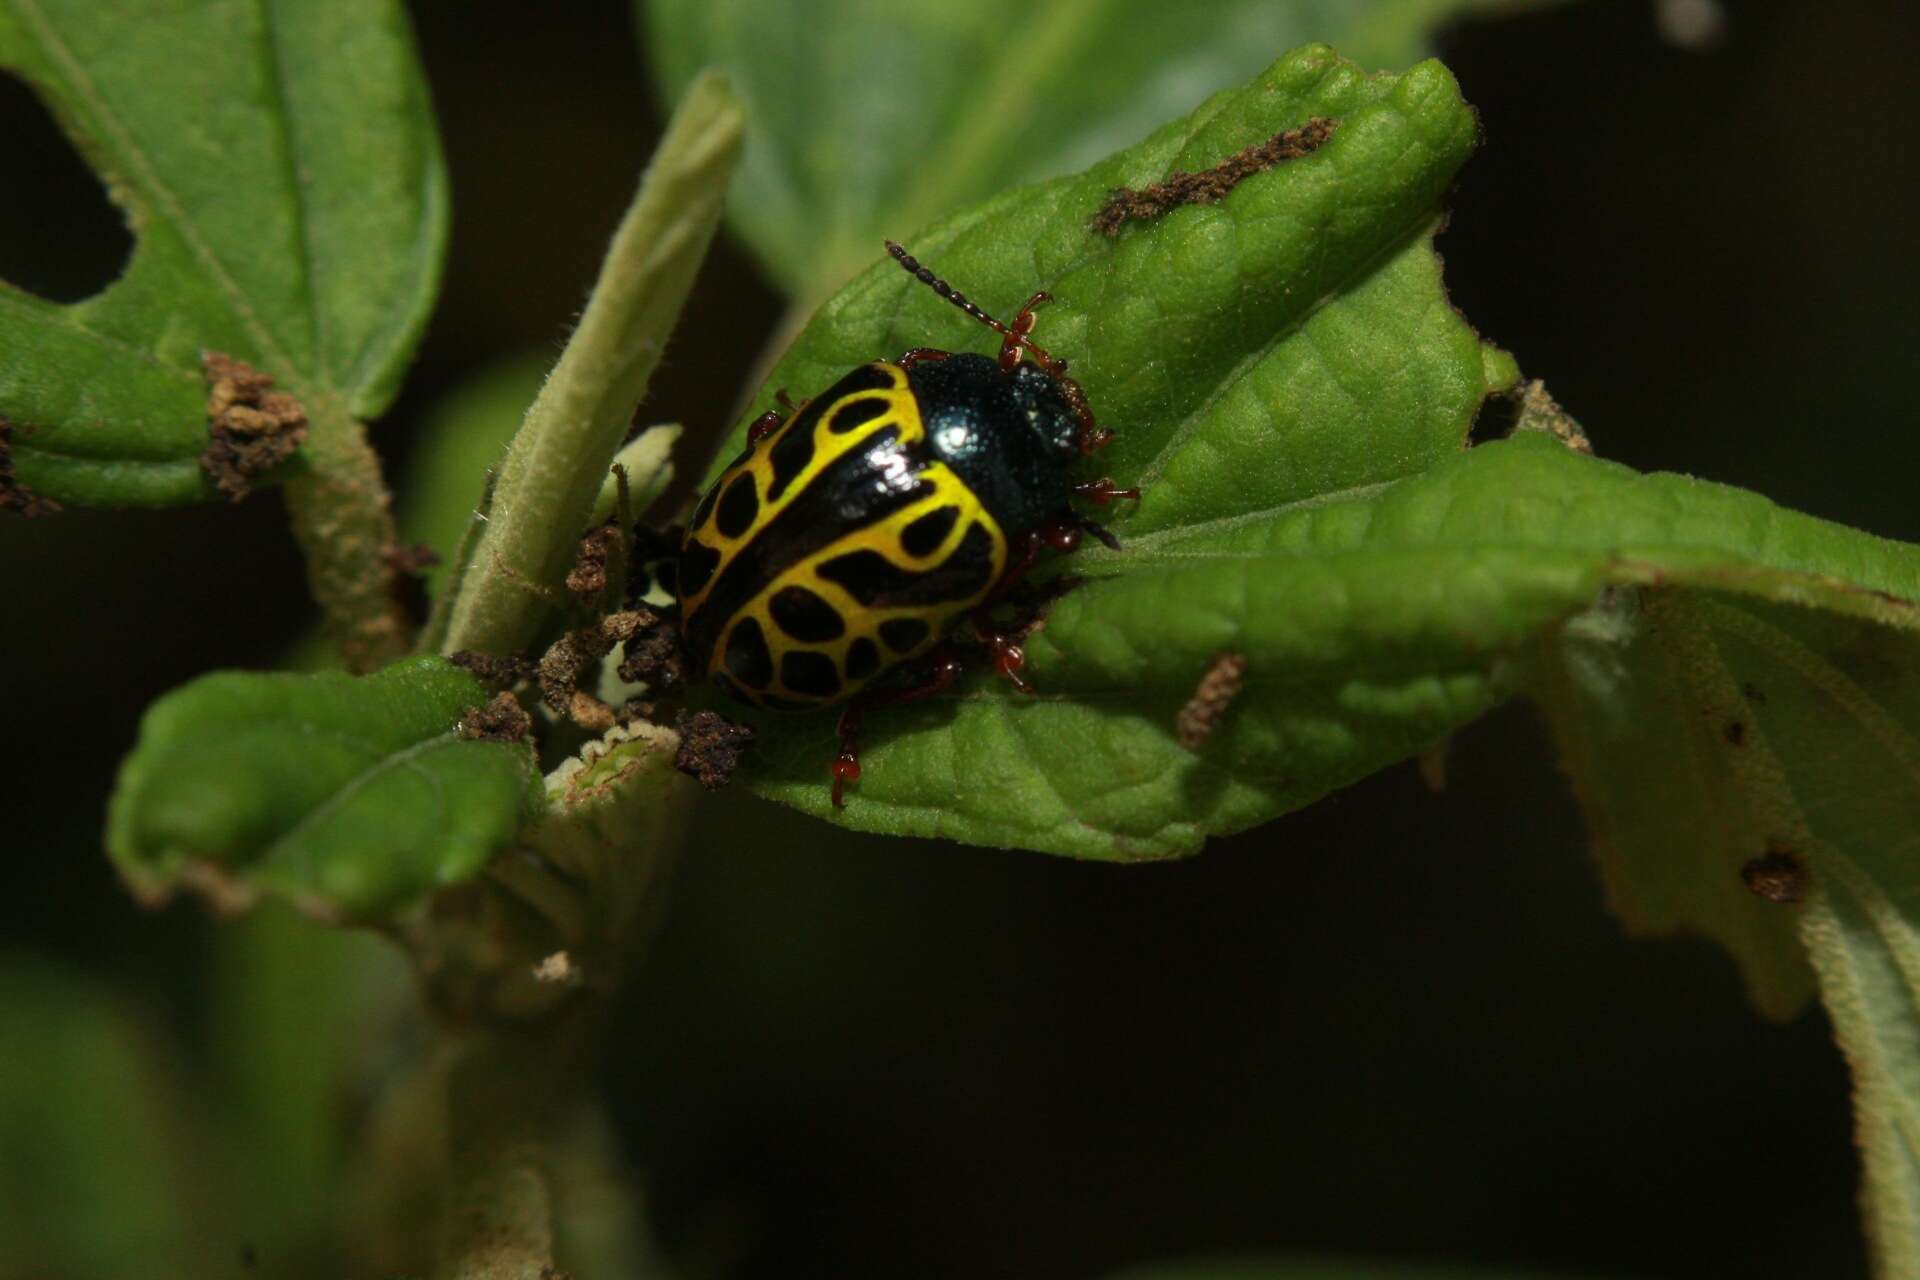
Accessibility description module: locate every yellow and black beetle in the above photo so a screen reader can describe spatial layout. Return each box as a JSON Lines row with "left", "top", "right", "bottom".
{"left": 677, "top": 243, "right": 1138, "bottom": 805}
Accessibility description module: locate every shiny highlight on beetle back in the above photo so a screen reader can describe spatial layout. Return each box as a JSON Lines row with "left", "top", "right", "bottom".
{"left": 679, "top": 362, "right": 1009, "bottom": 710}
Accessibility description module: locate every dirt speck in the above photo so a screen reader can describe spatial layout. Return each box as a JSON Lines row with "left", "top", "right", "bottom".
{"left": 200, "top": 351, "right": 308, "bottom": 501}
{"left": 673, "top": 708, "right": 754, "bottom": 789}
{"left": 1176, "top": 653, "right": 1249, "bottom": 750}
{"left": 458, "top": 691, "right": 533, "bottom": 743}
{"left": 1740, "top": 842, "right": 1809, "bottom": 905}
{"left": 1093, "top": 117, "right": 1337, "bottom": 236}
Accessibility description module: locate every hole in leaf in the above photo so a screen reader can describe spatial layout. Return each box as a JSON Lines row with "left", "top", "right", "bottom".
{"left": 0, "top": 70, "right": 134, "bottom": 303}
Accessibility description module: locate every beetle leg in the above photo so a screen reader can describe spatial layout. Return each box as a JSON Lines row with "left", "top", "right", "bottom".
{"left": 1073, "top": 476, "right": 1141, "bottom": 504}
{"left": 747, "top": 409, "right": 782, "bottom": 443}
{"left": 831, "top": 649, "right": 964, "bottom": 807}
{"left": 746, "top": 389, "right": 798, "bottom": 444}
{"left": 971, "top": 533, "right": 1046, "bottom": 697}
{"left": 1075, "top": 515, "right": 1123, "bottom": 552}
{"left": 897, "top": 347, "right": 952, "bottom": 370}
{"left": 1000, "top": 291, "right": 1052, "bottom": 371}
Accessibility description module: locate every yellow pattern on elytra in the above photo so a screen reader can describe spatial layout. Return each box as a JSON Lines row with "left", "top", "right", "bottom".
{"left": 683, "top": 361, "right": 1011, "bottom": 708}
{"left": 736, "top": 477, "right": 1007, "bottom": 707}
{"left": 680, "top": 362, "right": 918, "bottom": 623}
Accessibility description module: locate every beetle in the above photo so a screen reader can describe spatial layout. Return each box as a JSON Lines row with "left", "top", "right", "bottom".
{"left": 677, "top": 241, "right": 1138, "bottom": 806}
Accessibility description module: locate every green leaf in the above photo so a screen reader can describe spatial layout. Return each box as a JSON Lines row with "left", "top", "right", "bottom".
{"left": 740, "top": 410, "right": 1920, "bottom": 856}
{"left": 1537, "top": 590, "right": 1920, "bottom": 1266}
{"left": 107, "top": 656, "right": 540, "bottom": 921}
{"left": 706, "top": 46, "right": 1483, "bottom": 846}
{"left": 645, "top": 0, "right": 1545, "bottom": 296}
{"left": 0, "top": 0, "right": 447, "bottom": 506}
{"left": 0, "top": 957, "right": 207, "bottom": 1277}
{"left": 207, "top": 902, "right": 412, "bottom": 1260}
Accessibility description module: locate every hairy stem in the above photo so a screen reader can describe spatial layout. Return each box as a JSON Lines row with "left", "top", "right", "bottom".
{"left": 284, "top": 392, "right": 412, "bottom": 673}
{"left": 433, "top": 71, "right": 744, "bottom": 658}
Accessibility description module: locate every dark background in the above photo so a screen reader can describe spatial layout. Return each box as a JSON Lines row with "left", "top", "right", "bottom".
{"left": 5, "top": 1, "right": 1913, "bottom": 1275}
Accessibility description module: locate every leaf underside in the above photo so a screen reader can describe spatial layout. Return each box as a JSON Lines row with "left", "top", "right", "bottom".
{"left": 0, "top": 0, "right": 446, "bottom": 506}
{"left": 1537, "top": 584, "right": 1920, "bottom": 1269}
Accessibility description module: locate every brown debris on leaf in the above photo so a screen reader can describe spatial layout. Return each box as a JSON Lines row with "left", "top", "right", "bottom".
{"left": 449, "top": 649, "right": 538, "bottom": 689}
{"left": 0, "top": 419, "right": 61, "bottom": 517}
{"left": 674, "top": 708, "right": 754, "bottom": 790}
{"left": 1176, "top": 652, "right": 1249, "bottom": 750}
{"left": 1092, "top": 117, "right": 1337, "bottom": 236}
{"left": 200, "top": 350, "right": 309, "bottom": 501}
{"left": 1509, "top": 379, "right": 1593, "bottom": 454}
{"left": 565, "top": 522, "right": 625, "bottom": 603}
{"left": 1740, "top": 842, "right": 1809, "bottom": 905}
{"left": 615, "top": 605, "right": 687, "bottom": 695}
{"left": 538, "top": 610, "right": 648, "bottom": 728}
{"left": 458, "top": 691, "right": 533, "bottom": 743}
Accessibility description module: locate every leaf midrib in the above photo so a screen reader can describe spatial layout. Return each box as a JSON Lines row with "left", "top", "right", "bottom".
{"left": 258, "top": 727, "right": 462, "bottom": 876}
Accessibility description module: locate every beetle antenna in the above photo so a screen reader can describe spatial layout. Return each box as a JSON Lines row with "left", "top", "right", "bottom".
{"left": 885, "top": 241, "right": 1066, "bottom": 375}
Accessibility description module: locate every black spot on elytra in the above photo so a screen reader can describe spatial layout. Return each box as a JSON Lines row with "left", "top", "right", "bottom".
{"left": 817, "top": 522, "right": 997, "bottom": 608}
{"left": 879, "top": 617, "right": 930, "bottom": 653}
{"left": 714, "top": 476, "right": 760, "bottom": 539}
{"left": 767, "top": 365, "right": 896, "bottom": 502}
{"left": 781, "top": 649, "right": 840, "bottom": 699}
{"left": 766, "top": 414, "right": 818, "bottom": 502}
{"left": 828, "top": 397, "right": 889, "bottom": 434}
{"left": 768, "top": 584, "right": 844, "bottom": 642}
{"left": 678, "top": 539, "right": 720, "bottom": 601}
{"left": 900, "top": 505, "right": 959, "bottom": 558}
{"left": 846, "top": 636, "right": 881, "bottom": 680}
{"left": 724, "top": 616, "right": 774, "bottom": 689}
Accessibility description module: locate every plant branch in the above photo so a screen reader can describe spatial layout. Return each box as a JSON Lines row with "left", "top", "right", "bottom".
{"left": 284, "top": 393, "right": 414, "bottom": 672}
{"left": 432, "top": 71, "right": 744, "bottom": 658}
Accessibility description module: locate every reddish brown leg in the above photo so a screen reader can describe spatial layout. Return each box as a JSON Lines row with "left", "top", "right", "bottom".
{"left": 747, "top": 389, "right": 797, "bottom": 443}
{"left": 897, "top": 347, "right": 951, "bottom": 370}
{"left": 969, "top": 525, "right": 1075, "bottom": 697}
{"left": 831, "top": 649, "right": 964, "bottom": 806}
{"left": 998, "top": 291, "right": 1052, "bottom": 371}
{"left": 1073, "top": 476, "right": 1141, "bottom": 504}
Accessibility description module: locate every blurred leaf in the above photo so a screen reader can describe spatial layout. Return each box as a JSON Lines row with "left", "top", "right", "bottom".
{"left": 1542, "top": 591, "right": 1920, "bottom": 1266}
{"left": 0, "top": 957, "right": 205, "bottom": 1279}
{"left": 107, "top": 656, "right": 540, "bottom": 921}
{"left": 207, "top": 902, "right": 413, "bottom": 1266}
{"left": 646, "top": 0, "right": 1552, "bottom": 296}
{"left": 0, "top": 0, "right": 446, "bottom": 506}
{"left": 1106, "top": 1260, "right": 1602, "bottom": 1280}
